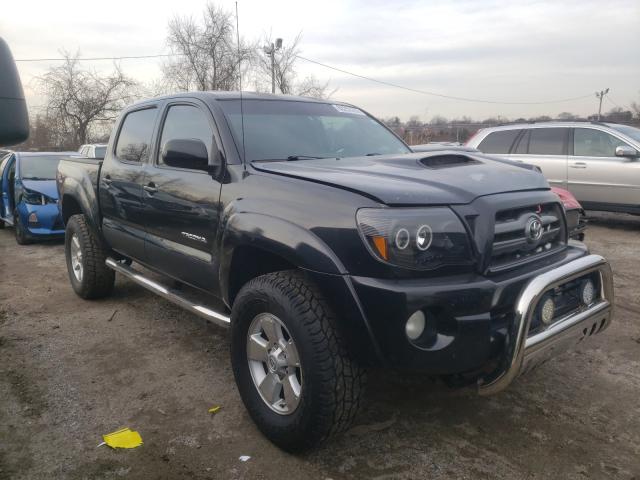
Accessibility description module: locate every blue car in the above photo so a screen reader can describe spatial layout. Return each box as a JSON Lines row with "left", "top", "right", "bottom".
{"left": 0, "top": 151, "right": 77, "bottom": 244}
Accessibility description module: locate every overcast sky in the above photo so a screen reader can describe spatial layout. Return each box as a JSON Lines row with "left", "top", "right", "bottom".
{"left": 3, "top": 0, "right": 639, "bottom": 121}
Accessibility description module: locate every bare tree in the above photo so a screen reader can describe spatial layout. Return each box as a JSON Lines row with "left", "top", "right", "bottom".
{"left": 162, "top": 3, "right": 254, "bottom": 92}
{"left": 39, "top": 51, "right": 138, "bottom": 146}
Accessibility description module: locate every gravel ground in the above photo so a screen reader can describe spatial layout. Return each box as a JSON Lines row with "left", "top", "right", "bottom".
{"left": 1, "top": 212, "right": 639, "bottom": 480}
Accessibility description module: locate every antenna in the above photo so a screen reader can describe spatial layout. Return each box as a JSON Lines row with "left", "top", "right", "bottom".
{"left": 235, "top": 1, "right": 247, "bottom": 171}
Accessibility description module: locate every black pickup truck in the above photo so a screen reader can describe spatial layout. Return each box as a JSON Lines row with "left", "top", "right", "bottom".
{"left": 57, "top": 92, "right": 614, "bottom": 452}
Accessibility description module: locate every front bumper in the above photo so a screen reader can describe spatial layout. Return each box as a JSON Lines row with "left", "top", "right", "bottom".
{"left": 18, "top": 202, "right": 65, "bottom": 237}
{"left": 345, "top": 246, "right": 614, "bottom": 391}
{"left": 478, "top": 253, "right": 613, "bottom": 394}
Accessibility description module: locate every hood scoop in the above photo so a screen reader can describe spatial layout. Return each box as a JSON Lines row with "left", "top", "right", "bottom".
{"left": 419, "top": 154, "right": 482, "bottom": 169}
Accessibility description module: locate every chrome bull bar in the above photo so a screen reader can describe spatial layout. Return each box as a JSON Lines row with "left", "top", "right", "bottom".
{"left": 478, "top": 254, "right": 614, "bottom": 395}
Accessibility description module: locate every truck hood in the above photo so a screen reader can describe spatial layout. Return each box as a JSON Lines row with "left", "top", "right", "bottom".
{"left": 251, "top": 151, "right": 548, "bottom": 205}
{"left": 22, "top": 179, "right": 59, "bottom": 200}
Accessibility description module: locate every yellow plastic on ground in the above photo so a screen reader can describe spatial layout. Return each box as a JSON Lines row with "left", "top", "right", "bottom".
{"left": 208, "top": 406, "right": 221, "bottom": 414}
{"left": 102, "top": 428, "right": 143, "bottom": 449}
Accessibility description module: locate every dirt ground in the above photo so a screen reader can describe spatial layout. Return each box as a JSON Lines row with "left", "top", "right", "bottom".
{"left": 1, "top": 212, "right": 639, "bottom": 480}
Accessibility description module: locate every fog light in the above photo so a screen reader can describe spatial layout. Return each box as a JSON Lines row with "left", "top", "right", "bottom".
{"left": 580, "top": 280, "right": 595, "bottom": 305}
{"left": 28, "top": 212, "right": 38, "bottom": 224}
{"left": 405, "top": 310, "right": 426, "bottom": 341}
{"left": 540, "top": 296, "right": 555, "bottom": 325}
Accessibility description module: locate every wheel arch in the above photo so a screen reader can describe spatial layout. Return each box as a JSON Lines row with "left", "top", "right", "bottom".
{"left": 219, "top": 212, "right": 347, "bottom": 306}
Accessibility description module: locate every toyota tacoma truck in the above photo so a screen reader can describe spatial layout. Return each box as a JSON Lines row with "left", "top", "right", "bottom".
{"left": 57, "top": 92, "right": 614, "bottom": 452}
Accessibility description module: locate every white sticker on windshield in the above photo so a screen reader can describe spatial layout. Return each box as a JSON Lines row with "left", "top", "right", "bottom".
{"left": 332, "top": 104, "right": 366, "bottom": 116}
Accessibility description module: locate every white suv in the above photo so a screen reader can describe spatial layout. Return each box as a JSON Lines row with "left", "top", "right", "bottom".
{"left": 467, "top": 122, "right": 640, "bottom": 215}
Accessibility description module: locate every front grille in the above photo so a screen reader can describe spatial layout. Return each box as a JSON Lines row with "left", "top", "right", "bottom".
{"left": 490, "top": 202, "right": 566, "bottom": 271}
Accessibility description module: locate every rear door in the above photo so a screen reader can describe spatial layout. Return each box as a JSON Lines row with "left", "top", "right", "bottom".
{"left": 510, "top": 127, "right": 569, "bottom": 188}
{"left": 99, "top": 106, "right": 159, "bottom": 261}
{"left": 568, "top": 127, "right": 640, "bottom": 207}
{"left": 142, "top": 100, "right": 223, "bottom": 292}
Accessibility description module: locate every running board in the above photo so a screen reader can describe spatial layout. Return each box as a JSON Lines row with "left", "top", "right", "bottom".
{"left": 105, "top": 258, "right": 230, "bottom": 328}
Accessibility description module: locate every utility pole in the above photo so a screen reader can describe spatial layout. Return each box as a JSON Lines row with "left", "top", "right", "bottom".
{"left": 595, "top": 88, "right": 609, "bottom": 121}
{"left": 263, "top": 38, "right": 282, "bottom": 94}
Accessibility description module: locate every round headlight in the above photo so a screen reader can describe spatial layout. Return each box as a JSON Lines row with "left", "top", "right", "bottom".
{"left": 395, "top": 228, "right": 410, "bottom": 250}
{"left": 580, "top": 280, "right": 595, "bottom": 305}
{"left": 416, "top": 225, "right": 433, "bottom": 251}
{"left": 540, "top": 296, "right": 555, "bottom": 325}
{"left": 405, "top": 310, "right": 426, "bottom": 340}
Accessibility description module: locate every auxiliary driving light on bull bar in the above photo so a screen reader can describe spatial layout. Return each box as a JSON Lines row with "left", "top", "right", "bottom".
{"left": 580, "top": 279, "right": 596, "bottom": 305}
{"left": 405, "top": 310, "right": 426, "bottom": 341}
{"left": 540, "top": 295, "right": 555, "bottom": 325}
{"left": 28, "top": 212, "right": 38, "bottom": 224}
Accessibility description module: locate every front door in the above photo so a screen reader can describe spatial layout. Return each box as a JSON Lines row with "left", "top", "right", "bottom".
{"left": 99, "top": 106, "right": 159, "bottom": 261}
{"left": 143, "top": 101, "right": 223, "bottom": 293}
{"left": 568, "top": 127, "right": 640, "bottom": 208}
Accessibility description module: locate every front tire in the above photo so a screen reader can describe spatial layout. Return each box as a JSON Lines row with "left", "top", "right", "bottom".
{"left": 231, "top": 270, "right": 365, "bottom": 452}
{"left": 65, "top": 214, "right": 115, "bottom": 299}
{"left": 14, "top": 213, "right": 31, "bottom": 245}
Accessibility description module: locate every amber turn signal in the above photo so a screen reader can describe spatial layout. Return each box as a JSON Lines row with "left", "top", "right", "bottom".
{"left": 371, "top": 235, "right": 388, "bottom": 260}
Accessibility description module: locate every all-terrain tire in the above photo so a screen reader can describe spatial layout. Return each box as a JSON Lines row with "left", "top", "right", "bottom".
{"left": 14, "top": 213, "right": 31, "bottom": 245}
{"left": 230, "top": 270, "right": 366, "bottom": 453}
{"left": 65, "top": 214, "right": 115, "bottom": 299}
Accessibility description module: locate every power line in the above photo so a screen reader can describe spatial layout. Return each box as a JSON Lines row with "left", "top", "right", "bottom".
{"left": 295, "top": 54, "right": 595, "bottom": 105}
{"left": 15, "top": 51, "right": 596, "bottom": 106}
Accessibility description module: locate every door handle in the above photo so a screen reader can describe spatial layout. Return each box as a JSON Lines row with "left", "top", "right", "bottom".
{"left": 570, "top": 162, "right": 587, "bottom": 169}
{"left": 143, "top": 183, "right": 158, "bottom": 194}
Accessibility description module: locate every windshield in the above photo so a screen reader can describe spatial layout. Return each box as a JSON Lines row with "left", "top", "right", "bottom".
{"left": 94, "top": 146, "right": 107, "bottom": 158}
{"left": 607, "top": 124, "right": 640, "bottom": 144}
{"left": 219, "top": 99, "right": 410, "bottom": 161}
{"left": 19, "top": 155, "right": 62, "bottom": 180}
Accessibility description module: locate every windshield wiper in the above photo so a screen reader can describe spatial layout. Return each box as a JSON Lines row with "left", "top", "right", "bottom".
{"left": 286, "top": 155, "right": 326, "bottom": 161}
{"left": 365, "top": 153, "right": 381, "bottom": 156}
{"left": 253, "top": 155, "right": 328, "bottom": 163}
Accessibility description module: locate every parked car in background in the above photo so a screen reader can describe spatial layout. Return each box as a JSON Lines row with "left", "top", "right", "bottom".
{"left": 551, "top": 186, "right": 586, "bottom": 241}
{"left": 0, "top": 151, "right": 77, "bottom": 244}
{"left": 78, "top": 143, "right": 107, "bottom": 159}
{"left": 467, "top": 122, "right": 640, "bottom": 215}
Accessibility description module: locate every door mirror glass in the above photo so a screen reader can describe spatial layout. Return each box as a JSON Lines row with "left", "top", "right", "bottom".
{"left": 615, "top": 145, "right": 638, "bottom": 158}
{"left": 0, "top": 38, "right": 29, "bottom": 146}
{"left": 162, "top": 139, "right": 209, "bottom": 171}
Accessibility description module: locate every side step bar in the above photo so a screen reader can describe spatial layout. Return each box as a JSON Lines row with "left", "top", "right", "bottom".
{"left": 105, "top": 258, "right": 230, "bottom": 328}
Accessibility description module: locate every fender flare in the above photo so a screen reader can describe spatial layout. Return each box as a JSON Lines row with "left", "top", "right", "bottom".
{"left": 59, "top": 175, "right": 101, "bottom": 233}
{"left": 218, "top": 212, "right": 347, "bottom": 302}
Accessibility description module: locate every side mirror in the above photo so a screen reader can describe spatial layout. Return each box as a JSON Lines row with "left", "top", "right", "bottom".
{"left": 0, "top": 38, "right": 29, "bottom": 146}
{"left": 162, "top": 139, "right": 209, "bottom": 171}
{"left": 615, "top": 145, "right": 639, "bottom": 158}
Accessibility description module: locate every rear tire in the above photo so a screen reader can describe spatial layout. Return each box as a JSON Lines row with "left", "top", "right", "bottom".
{"left": 65, "top": 214, "right": 115, "bottom": 299}
{"left": 14, "top": 213, "right": 31, "bottom": 245}
{"left": 230, "top": 270, "right": 365, "bottom": 452}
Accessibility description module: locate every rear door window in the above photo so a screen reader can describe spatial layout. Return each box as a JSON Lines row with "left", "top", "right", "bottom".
{"left": 115, "top": 108, "right": 157, "bottom": 163}
{"left": 477, "top": 129, "right": 520, "bottom": 154}
{"left": 527, "top": 128, "right": 567, "bottom": 155}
